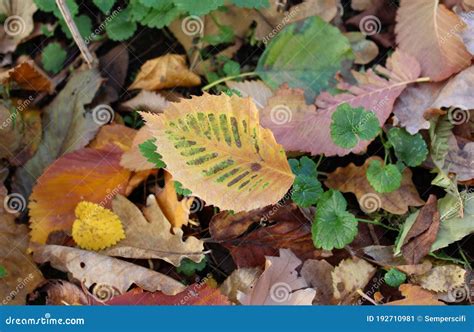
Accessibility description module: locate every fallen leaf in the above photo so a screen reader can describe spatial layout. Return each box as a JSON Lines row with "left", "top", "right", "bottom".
{"left": 29, "top": 145, "right": 131, "bottom": 244}
{"left": 129, "top": 54, "right": 201, "bottom": 91}
{"left": 102, "top": 194, "right": 204, "bottom": 267}
{"left": 385, "top": 284, "right": 445, "bottom": 305}
{"left": 121, "top": 90, "right": 170, "bottom": 113}
{"left": 332, "top": 258, "right": 376, "bottom": 304}
{"left": 401, "top": 195, "right": 440, "bottom": 264}
{"left": 33, "top": 245, "right": 185, "bottom": 297}
{"left": 28, "top": 279, "right": 89, "bottom": 305}
{"left": 325, "top": 156, "right": 424, "bottom": 215}
{"left": 220, "top": 267, "right": 262, "bottom": 304}
{"left": 141, "top": 93, "right": 294, "bottom": 212}
{"left": 0, "top": 0, "right": 37, "bottom": 53}
{"left": 238, "top": 249, "right": 316, "bottom": 305}
{"left": 414, "top": 265, "right": 466, "bottom": 293}
{"left": 457, "top": 7, "right": 474, "bottom": 55}
{"left": 344, "top": 32, "right": 379, "bottom": 65}
{"left": 97, "top": 44, "right": 129, "bottom": 104}
{"left": 396, "top": 0, "right": 471, "bottom": 81}
{"left": 226, "top": 80, "right": 273, "bottom": 109}
{"left": 351, "top": 0, "right": 377, "bottom": 10}
{"left": 300, "top": 259, "right": 334, "bottom": 304}
{"left": 0, "top": 59, "right": 53, "bottom": 92}
{"left": 88, "top": 124, "right": 136, "bottom": 152}
{"left": 120, "top": 127, "right": 155, "bottom": 171}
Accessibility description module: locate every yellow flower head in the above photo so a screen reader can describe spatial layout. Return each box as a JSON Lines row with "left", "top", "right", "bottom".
{"left": 72, "top": 201, "right": 125, "bottom": 251}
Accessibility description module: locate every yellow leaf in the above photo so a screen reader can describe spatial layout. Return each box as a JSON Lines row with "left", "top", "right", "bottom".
{"left": 72, "top": 202, "right": 125, "bottom": 251}
{"left": 332, "top": 258, "right": 376, "bottom": 304}
{"left": 141, "top": 93, "right": 294, "bottom": 211}
{"left": 129, "top": 54, "right": 201, "bottom": 91}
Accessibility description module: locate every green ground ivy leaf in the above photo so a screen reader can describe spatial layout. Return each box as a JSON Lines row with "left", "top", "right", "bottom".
{"left": 366, "top": 159, "right": 402, "bottom": 193}
{"left": 141, "top": 6, "right": 182, "bottom": 28}
{"left": 138, "top": 138, "right": 166, "bottom": 168}
{"left": 312, "top": 189, "right": 358, "bottom": 250}
{"left": 388, "top": 128, "right": 428, "bottom": 167}
{"left": 177, "top": 257, "right": 207, "bottom": 276}
{"left": 60, "top": 15, "right": 92, "bottom": 40}
{"left": 35, "top": 0, "right": 79, "bottom": 18}
{"left": 256, "top": 16, "right": 353, "bottom": 102}
{"left": 231, "top": 0, "right": 269, "bottom": 8}
{"left": 106, "top": 9, "right": 137, "bottom": 41}
{"left": 174, "top": 0, "right": 225, "bottom": 15}
{"left": 330, "top": 103, "right": 380, "bottom": 149}
{"left": 292, "top": 175, "right": 323, "bottom": 208}
{"left": 384, "top": 268, "right": 406, "bottom": 287}
{"left": 0, "top": 265, "right": 6, "bottom": 278}
{"left": 93, "top": 0, "right": 116, "bottom": 13}
{"left": 41, "top": 42, "right": 67, "bottom": 74}
{"left": 289, "top": 156, "right": 317, "bottom": 177}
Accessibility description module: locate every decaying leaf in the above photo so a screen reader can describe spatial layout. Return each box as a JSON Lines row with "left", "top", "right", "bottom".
{"left": 414, "top": 265, "right": 466, "bottom": 293}
{"left": 396, "top": 0, "right": 471, "bottom": 81}
{"left": 0, "top": 60, "right": 53, "bottom": 92}
{"left": 300, "top": 259, "right": 334, "bottom": 304}
{"left": 325, "top": 157, "right": 424, "bottom": 215}
{"left": 28, "top": 279, "right": 89, "bottom": 305}
{"left": 0, "top": 0, "right": 37, "bottom": 53}
{"left": 141, "top": 93, "right": 294, "bottom": 212}
{"left": 401, "top": 195, "right": 440, "bottom": 265}
{"left": 344, "top": 32, "right": 379, "bottom": 65}
{"left": 120, "top": 127, "right": 156, "bottom": 171}
{"left": 238, "top": 249, "right": 316, "bottom": 305}
{"left": 226, "top": 80, "right": 273, "bottom": 109}
{"left": 385, "top": 284, "right": 445, "bottom": 305}
{"left": 332, "top": 258, "right": 376, "bottom": 304}
{"left": 33, "top": 245, "right": 185, "bottom": 296}
{"left": 29, "top": 146, "right": 131, "bottom": 244}
{"left": 102, "top": 194, "right": 204, "bottom": 267}
{"left": 129, "top": 54, "right": 201, "bottom": 91}
{"left": 220, "top": 267, "right": 262, "bottom": 304}
{"left": 121, "top": 90, "right": 170, "bottom": 113}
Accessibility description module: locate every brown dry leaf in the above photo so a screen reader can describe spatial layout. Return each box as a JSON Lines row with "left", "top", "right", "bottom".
{"left": 444, "top": 135, "right": 474, "bottom": 182}
{"left": 401, "top": 195, "right": 440, "bottom": 265}
{"left": 121, "top": 90, "right": 170, "bottom": 113}
{"left": 0, "top": 60, "right": 53, "bottom": 92}
{"left": 325, "top": 156, "right": 424, "bottom": 215}
{"left": 300, "top": 259, "right": 334, "bottom": 304}
{"left": 238, "top": 249, "right": 316, "bottom": 305}
{"left": 129, "top": 54, "right": 200, "bottom": 91}
{"left": 0, "top": 0, "right": 37, "bottom": 54}
{"left": 28, "top": 279, "right": 89, "bottom": 305}
{"left": 155, "top": 171, "right": 194, "bottom": 229}
{"left": 396, "top": 0, "right": 471, "bottom": 81}
{"left": 226, "top": 80, "right": 273, "bottom": 109}
{"left": 332, "top": 258, "right": 376, "bottom": 304}
{"left": 351, "top": 0, "right": 377, "bottom": 10}
{"left": 344, "top": 32, "right": 379, "bottom": 65}
{"left": 287, "top": 0, "right": 338, "bottom": 23}
{"left": 103, "top": 194, "right": 203, "bottom": 266}
{"left": 220, "top": 267, "right": 262, "bottom": 304}
{"left": 414, "top": 265, "right": 466, "bottom": 293}
{"left": 120, "top": 127, "right": 155, "bottom": 172}
{"left": 385, "top": 284, "right": 445, "bottom": 305}
{"left": 88, "top": 124, "right": 136, "bottom": 152}
{"left": 33, "top": 245, "right": 185, "bottom": 296}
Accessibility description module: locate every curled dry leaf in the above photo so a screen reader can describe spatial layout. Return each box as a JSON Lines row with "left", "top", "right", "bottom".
{"left": 102, "top": 194, "right": 203, "bottom": 266}
{"left": 141, "top": 93, "right": 294, "bottom": 212}
{"left": 121, "top": 90, "right": 170, "bottom": 113}
{"left": 29, "top": 145, "right": 131, "bottom": 244}
{"left": 325, "top": 156, "right": 424, "bottom": 215}
{"left": 129, "top": 54, "right": 201, "bottom": 91}
{"left": 0, "top": 60, "right": 53, "bottom": 93}
{"left": 28, "top": 279, "right": 89, "bottom": 305}
{"left": 401, "top": 195, "right": 440, "bottom": 265}
{"left": 385, "top": 284, "right": 445, "bottom": 305}
{"left": 33, "top": 245, "right": 185, "bottom": 296}
{"left": 238, "top": 249, "right": 316, "bottom": 305}
{"left": 396, "top": 0, "right": 471, "bottom": 81}
{"left": 332, "top": 258, "right": 376, "bottom": 304}
{"left": 220, "top": 267, "right": 262, "bottom": 304}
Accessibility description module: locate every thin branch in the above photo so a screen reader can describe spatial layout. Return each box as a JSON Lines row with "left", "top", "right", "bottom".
{"left": 55, "top": 0, "right": 97, "bottom": 68}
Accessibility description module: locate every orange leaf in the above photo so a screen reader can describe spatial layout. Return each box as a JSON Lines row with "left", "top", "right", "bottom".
{"left": 385, "top": 284, "right": 445, "bottom": 305}
{"left": 29, "top": 145, "right": 131, "bottom": 244}
{"left": 0, "top": 60, "right": 54, "bottom": 93}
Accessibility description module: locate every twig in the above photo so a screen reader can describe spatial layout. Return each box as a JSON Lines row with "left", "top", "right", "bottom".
{"left": 55, "top": 0, "right": 97, "bottom": 68}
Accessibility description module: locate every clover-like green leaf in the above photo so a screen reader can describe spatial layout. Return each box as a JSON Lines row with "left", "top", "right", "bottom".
{"left": 93, "top": 0, "right": 116, "bottom": 13}
{"left": 177, "top": 257, "right": 207, "bottom": 276}
{"left": 35, "top": 0, "right": 79, "bottom": 18}
{"left": 60, "top": 15, "right": 92, "bottom": 40}
{"left": 105, "top": 9, "right": 137, "bottom": 41}
{"left": 384, "top": 268, "right": 406, "bottom": 287}
{"left": 41, "top": 42, "right": 67, "bottom": 74}
{"left": 312, "top": 189, "right": 358, "bottom": 250}
{"left": 138, "top": 138, "right": 166, "bottom": 168}
{"left": 388, "top": 127, "right": 428, "bottom": 167}
{"left": 292, "top": 175, "right": 323, "bottom": 208}
{"left": 174, "top": 0, "right": 225, "bottom": 15}
{"left": 289, "top": 156, "right": 317, "bottom": 177}
{"left": 366, "top": 159, "right": 402, "bottom": 193}
{"left": 330, "top": 103, "right": 380, "bottom": 149}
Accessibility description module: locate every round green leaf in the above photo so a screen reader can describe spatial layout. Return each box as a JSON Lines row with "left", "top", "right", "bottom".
{"left": 366, "top": 159, "right": 402, "bottom": 193}
{"left": 388, "top": 127, "right": 428, "bottom": 167}
{"left": 384, "top": 268, "right": 406, "bottom": 287}
{"left": 291, "top": 175, "right": 323, "bottom": 208}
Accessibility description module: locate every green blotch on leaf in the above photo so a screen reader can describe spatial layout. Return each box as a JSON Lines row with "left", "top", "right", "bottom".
{"left": 330, "top": 103, "right": 380, "bottom": 149}
{"left": 384, "top": 268, "right": 406, "bottom": 287}
{"left": 41, "top": 42, "right": 67, "bottom": 74}
{"left": 388, "top": 127, "right": 428, "bottom": 167}
{"left": 257, "top": 16, "right": 354, "bottom": 102}
{"left": 177, "top": 257, "right": 207, "bottom": 276}
{"left": 139, "top": 138, "right": 166, "bottom": 168}
{"left": 0, "top": 265, "right": 7, "bottom": 278}
{"left": 292, "top": 175, "right": 323, "bottom": 208}
{"left": 312, "top": 189, "right": 358, "bottom": 250}
{"left": 366, "top": 159, "right": 402, "bottom": 193}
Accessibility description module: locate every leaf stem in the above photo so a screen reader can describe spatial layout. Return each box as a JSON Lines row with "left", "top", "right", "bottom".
{"left": 356, "top": 218, "right": 398, "bottom": 231}
{"left": 202, "top": 72, "right": 258, "bottom": 91}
